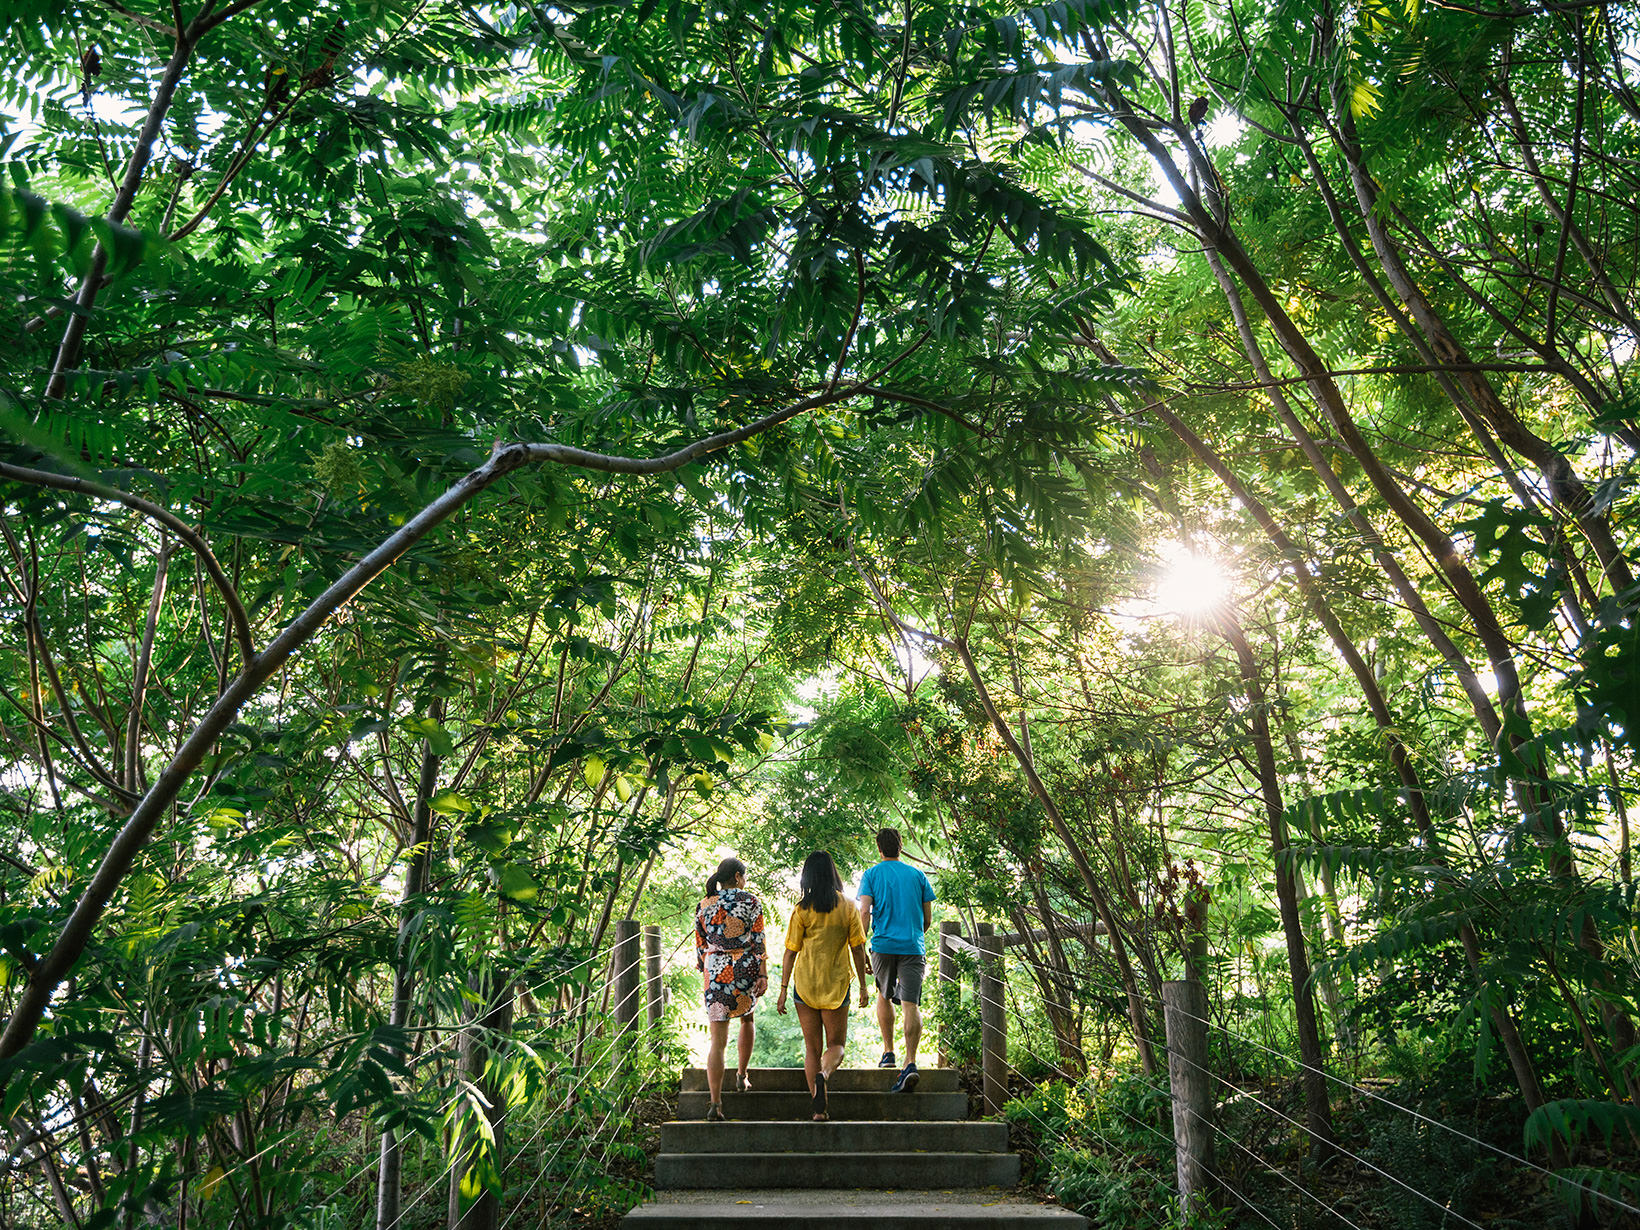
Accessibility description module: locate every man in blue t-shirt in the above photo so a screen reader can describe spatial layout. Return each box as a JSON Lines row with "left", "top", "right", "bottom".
{"left": 856, "top": 827, "right": 936, "bottom": 1094}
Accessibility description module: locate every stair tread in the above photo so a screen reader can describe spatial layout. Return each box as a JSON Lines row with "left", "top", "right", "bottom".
{"left": 656, "top": 1151, "right": 1013, "bottom": 1160}
{"left": 623, "top": 1190, "right": 1087, "bottom": 1226}
{"left": 660, "top": 1119, "right": 1007, "bottom": 1153}
{"left": 676, "top": 1090, "right": 967, "bottom": 1120}
{"left": 681, "top": 1066, "right": 960, "bottom": 1091}
{"left": 646, "top": 1191, "right": 1068, "bottom": 1202}
{"left": 637, "top": 1065, "right": 1086, "bottom": 1226}
{"left": 654, "top": 1151, "right": 1019, "bottom": 1190}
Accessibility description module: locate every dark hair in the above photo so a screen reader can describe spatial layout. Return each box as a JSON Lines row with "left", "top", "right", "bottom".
{"left": 705, "top": 857, "right": 746, "bottom": 897}
{"left": 877, "top": 828, "right": 902, "bottom": 859}
{"left": 797, "top": 851, "right": 843, "bottom": 914}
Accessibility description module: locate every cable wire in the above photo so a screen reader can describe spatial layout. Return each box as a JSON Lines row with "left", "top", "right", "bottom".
{"left": 987, "top": 938, "right": 1640, "bottom": 1217}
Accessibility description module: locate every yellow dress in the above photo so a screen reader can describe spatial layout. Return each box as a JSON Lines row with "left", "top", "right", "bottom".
{"left": 783, "top": 900, "right": 866, "bottom": 1010}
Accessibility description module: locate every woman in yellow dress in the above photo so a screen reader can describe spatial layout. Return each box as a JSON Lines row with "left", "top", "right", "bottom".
{"left": 776, "top": 851, "right": 870, "bottom": 1121}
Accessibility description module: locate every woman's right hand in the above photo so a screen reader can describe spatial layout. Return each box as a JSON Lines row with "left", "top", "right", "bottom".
{"left": 776, "top": 988, "right": 788, "bottom": 1016}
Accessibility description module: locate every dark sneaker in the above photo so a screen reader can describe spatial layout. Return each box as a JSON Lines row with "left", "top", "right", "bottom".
{"left": 890, "top": 1063, "right": 920, "bottom": 1094}
{"left": 878, "top": 1051, "right": 896, "bottom": 1068}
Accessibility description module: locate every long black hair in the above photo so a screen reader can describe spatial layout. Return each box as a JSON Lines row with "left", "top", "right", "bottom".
{"left": 705, "top": 856, "right": 746, "bottom": 898}
{"left": 797, "top": 851, "right": 843, "bottom": 914}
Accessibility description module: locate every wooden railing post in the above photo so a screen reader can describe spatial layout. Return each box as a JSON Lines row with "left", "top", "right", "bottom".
{"left": 937, "top": 920, "right": 959, "bottom": 1066}
{"left": 978, "top": 932, "right": 1006, "bottom": 1116}
{"left": 644, "top": 923, "right": 663, "bottom": 1051}
{"left": 938, "top": 920, "right": 960, "bottom": 983}
{"left": 613, "top": 919, "right": 641, "bottom": 1048}
{"left": 1162, "top": 978, "right": 1217, "bottom": 1214}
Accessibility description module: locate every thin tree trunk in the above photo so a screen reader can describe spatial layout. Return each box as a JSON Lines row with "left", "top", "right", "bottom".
{"left": 47, "top": 31, "right": 200, "bottom": 399}
{"left": 1008, "top": 902, "right": 1084, "bottom": 1075}
{"left": 377, "top": 697, "right": 446, "bottom": 1230}
{"left": 1159, "top": 232, "right": 1559, "bottom": 1132}
{"left": 1085, "top": 65, "right": 1535, "bottom": 747}
{"left": 1218, "top": 614, "right": 1338, "bottom": 1155}
{"left": 448, "top": 968, "right": 515, "bottom": 1230}
{"left": 1492, "top": 70, "right": 1640, "bottom": 340}
{"left": 1194, "top": 250, "right": 1505, "bottom": 741}
{"left": 949, "top": 638, "right": 1159, "bottom": 1075}
{"left": 1022, "top": 855, "right": 1086, "bottom": 1072}
{"left": 1326, "top": 99, "right": 1635, "bottom": 597}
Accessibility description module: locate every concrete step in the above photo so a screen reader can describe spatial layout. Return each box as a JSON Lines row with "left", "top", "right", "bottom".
{"left": 676, "top": 1090, "right": 967, "bottom": 1120}
{"left": 654, "top": 1151, "right": 1021, "bottom": 1190}
{"left": 681, "top": 1066, "right": 959, "bottom": 1092}
{"left": 659, "top": 1119, "right": 1009, "bottom": 1155}
{"left": 622, "top": 1192, "right": 1088, "bottom": 1228}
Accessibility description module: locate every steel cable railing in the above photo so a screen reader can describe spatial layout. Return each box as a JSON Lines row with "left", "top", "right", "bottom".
{"left": 950, "top": 935, "right": 1638, "bottom": 1227}
{"left": 987, "top": 938, "right": 1640, "bottom": 1218}
{"left": 973, "top": 975, "right": 1385, "bottom": 1229}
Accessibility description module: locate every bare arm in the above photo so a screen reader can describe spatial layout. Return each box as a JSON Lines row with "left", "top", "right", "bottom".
{"left": 858, "top": 894, "right": 873, "bottom": 937}
{"left": 923, "top": 901, "right": 933, "bottom": 932}
{"left": 852, "top": 942, "right": 871, "bottom": 1006}
{"left": 777, "top": 948, "right": 797, "bottom": 1014}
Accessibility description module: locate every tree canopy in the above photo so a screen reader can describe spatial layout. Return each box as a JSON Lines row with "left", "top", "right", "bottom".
{"left": 3, "top": 0, "right": 1639, "bottom": 1224}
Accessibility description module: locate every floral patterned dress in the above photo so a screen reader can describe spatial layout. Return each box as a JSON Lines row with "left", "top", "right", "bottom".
{"left": 695, "top": 887, "right": 768, "bottom": 1022}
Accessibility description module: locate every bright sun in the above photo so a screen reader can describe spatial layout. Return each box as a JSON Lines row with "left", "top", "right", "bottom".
{"left": 1153, "top": 545, "right": 1233, "bottom": 619}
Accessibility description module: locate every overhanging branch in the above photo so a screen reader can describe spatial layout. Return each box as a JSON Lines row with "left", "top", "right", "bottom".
{"left": 0, "top": 461, "right": 256, "bottom": 671}
{"left": 0, "top": 386, "right": 856, "bottom": 1065}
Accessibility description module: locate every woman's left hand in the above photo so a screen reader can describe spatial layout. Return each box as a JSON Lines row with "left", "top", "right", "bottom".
{"left": 752, "top": 975, "right": 768, "bottom": 998}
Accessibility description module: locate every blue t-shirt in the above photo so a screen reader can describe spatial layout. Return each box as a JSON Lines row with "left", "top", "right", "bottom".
{"left": 857, "top": 859, "right": 935, "bottom": 955}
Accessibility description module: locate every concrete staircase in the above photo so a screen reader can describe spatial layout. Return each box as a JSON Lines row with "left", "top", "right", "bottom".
{"left": 621, "top": 1067, "right": 1087, "bottom": 1228}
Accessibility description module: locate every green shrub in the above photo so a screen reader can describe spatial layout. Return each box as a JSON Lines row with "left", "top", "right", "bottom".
{"left": 1003, "top": 1074, "right": 1220, "bottom": 1229}
{"left": 931, "top": 975, "right": 982, "bottom": 1067}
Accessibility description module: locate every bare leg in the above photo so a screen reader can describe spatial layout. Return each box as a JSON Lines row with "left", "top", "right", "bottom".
{"left": 876, "top": 989, "right": 895, "bottom": 1053}
{"left": 737, "top": 1014, "right": 755, "bottom": 1086}
{"left": 820, "top": 1005, "right": 850, "bottom": 1078}
{"left": 902, "top": 1002, "right": 922, "bottom": 1065}
{"left": 795, "top": 1001, "right": 823, "bottom": 1095}
{"left": 705, "top": 1019, "right": 729, "bottom": 1105}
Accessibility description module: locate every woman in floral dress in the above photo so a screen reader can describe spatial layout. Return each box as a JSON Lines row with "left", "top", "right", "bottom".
{"left": 694, "top": 856, "right": 768, "bottom": 1121}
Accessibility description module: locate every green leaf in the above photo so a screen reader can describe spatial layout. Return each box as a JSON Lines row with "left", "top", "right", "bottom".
{"left": 495, "top": 862, "right": 539, "bottom": 902}
{"left": 429, "top": 788, "right": 475, "bottom": 814}
{"left": 402, "top": 716, "right": 457, "bottom": 756}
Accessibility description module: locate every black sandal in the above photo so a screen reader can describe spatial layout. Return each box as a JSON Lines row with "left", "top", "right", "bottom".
{"left": 706, "top": 1102, "right": 725, "bottom": 1122}
{"left": 736, "top": 1070, "right": 752, "bottom": 1093}
{"left": 810, "top": 1072, "right": 828, "bottom": 1120}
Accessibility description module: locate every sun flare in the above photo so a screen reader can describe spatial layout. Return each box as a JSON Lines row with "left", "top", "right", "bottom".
{"left": 1153, "top": 545, "right": 1233, "bottom": 619}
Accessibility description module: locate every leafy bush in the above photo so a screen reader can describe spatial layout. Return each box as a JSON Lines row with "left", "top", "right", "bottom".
{"left": 1003, "top": 1074, "right": 1209, "bottom": 1228}
{"left": 1044, "top": 1144, "right": 1168, "bottom": 1225}
{"left": 1352, "top": 1117, "right": 1500, "bottom": 1230}
{"left": 932, "top": 968, "right": 982, "bottom": 1067}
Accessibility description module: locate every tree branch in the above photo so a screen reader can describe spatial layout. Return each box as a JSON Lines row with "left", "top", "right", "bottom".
{"left": 0, "top": 387, "right": 857, "bottom": 1064}
{"left": 0, "top": 462, "right": 256, "bottom": 671}
{"left": 46, "top": 33, "right": 198, "bottom": 400}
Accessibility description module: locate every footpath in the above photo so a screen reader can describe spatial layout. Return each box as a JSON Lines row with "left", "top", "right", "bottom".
{"left": 621, "top": 1066, "right": 1088, "bottom": 1228}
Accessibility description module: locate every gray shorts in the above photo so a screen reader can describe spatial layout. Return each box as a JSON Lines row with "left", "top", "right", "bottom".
{"left": 871, "top": 952, "right": 926, "bottom": 1005}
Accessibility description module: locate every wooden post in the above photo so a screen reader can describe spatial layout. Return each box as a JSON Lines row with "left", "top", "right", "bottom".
{"left": 937, "top": 921, "right": 959, "bottom": 1067}
{"left": 938, "top": 920, "right": 960, "bottom": 983}
{"left": 613, "top": 919, "right": 641, "bottom": 1046}
{"left": 644, "top": 924, "right": 663, "bottom": 1047}
{"left": 1162, "top": 978, "right": 1216, "bottom": 1213}
{"left": 978, "top": 933, "right": 1006, "bottom": 1116}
